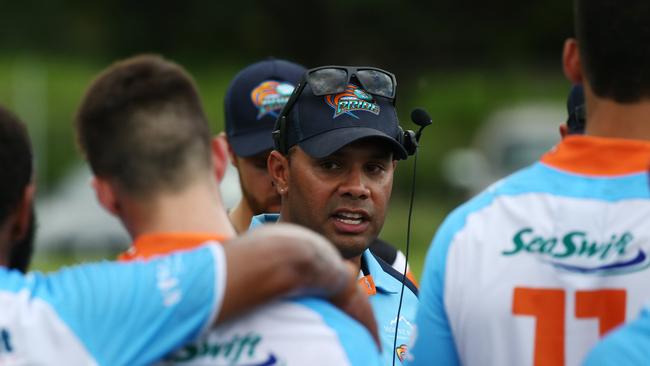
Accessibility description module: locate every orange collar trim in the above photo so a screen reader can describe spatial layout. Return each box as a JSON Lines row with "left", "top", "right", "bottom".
{"left": 541, "top": 135, "right": 650, "bottom": 176}
{"left": 119, "top": 232, "right": 229, "bottom": 262}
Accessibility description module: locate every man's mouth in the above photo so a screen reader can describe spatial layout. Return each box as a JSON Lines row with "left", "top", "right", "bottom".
{"left": 334, "top": 212, "right": 365, "bottom": 225}
{"left": 331, "top": 210, "right": 370, "bottom": 234}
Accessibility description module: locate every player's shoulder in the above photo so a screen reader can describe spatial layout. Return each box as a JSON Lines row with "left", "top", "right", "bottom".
{"left": 281, "top": 298, "right": 382, "bottom": 365}
{"left": 435, "top": 161, "right": 550, "bottom": 239}
{"left": 583, "top": 308, "right": 650, "bottom": 366}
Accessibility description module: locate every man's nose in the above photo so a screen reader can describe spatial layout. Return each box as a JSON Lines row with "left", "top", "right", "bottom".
{"left": 338, "top": 169, "right": 370, "bottom": 200}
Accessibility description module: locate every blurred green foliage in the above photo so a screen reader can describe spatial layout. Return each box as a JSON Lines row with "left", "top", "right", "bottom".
{"left": 0, "top": 55, "right": 571, "bottom": 195}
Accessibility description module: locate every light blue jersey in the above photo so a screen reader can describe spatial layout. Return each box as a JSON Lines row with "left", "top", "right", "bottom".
{"left": 583, "top": 306, "right": 650, "bottom": 366}
{"left": 251, "top": 214, "right": 419, "bottom": 365}
{"left": 0, "top": 244, "right": 225, "bottom": 365}
{"left": 408, "top": 136, "right": 650, "bottom": 366}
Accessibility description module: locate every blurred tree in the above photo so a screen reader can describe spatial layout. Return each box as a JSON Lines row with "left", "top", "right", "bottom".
{"left": 0, "top": 0, "right": 573, "bottom": 76}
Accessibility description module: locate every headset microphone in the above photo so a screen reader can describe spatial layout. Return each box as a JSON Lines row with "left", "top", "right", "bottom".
{"left": 411, "top": 108, "right": 433, "bottom": 141}
{"left": 392, "top": 107, "right": 432, "bottom": 366}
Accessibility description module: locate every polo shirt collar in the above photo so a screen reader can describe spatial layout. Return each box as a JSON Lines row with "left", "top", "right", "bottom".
{"left": 250, "top": 213, "right": 281, "bottom": 229}
{"left": 362, "top": 249, "right": 400, "bottom": 294}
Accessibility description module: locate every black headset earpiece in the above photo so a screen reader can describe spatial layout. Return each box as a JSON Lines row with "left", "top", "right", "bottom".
{"left": 397, "top": 108, "right": 432, "bottom": 157}
{"left": 400, "top": 127, "right": 418, "bottom": 156}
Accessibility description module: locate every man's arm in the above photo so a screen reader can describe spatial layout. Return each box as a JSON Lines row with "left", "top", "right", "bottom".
{"left": 221, "top": 224, "right": 379, "bottom": 345}
{"left": 26, "top": 224, "right": 375, "bottom": 364}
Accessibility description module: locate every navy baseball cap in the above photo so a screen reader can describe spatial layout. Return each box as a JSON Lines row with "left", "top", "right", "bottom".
{"left": 225, "top": 59, "right": 306, "bottom": 157}
{"left": 282, "top": 81, "right": 408, "bottom": 160}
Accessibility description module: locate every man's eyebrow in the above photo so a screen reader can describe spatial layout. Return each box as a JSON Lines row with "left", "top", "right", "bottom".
{"left": 370, "top": 151, "right": 393, "bottom": 159}
{"left": 369, "top": 149, "right": 393, "bottom": 160}
{"left": 332, "top": 150, "right": 393, "bottom": 160}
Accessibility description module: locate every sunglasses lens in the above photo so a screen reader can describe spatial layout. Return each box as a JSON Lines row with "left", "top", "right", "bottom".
{"left": 356, "top": 69, "right": 394, "bottom": 98}
{"left": 308, "top": 68, "right": 348, "bottom": 95}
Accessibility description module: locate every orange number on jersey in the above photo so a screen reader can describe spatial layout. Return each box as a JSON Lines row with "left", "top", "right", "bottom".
{"left": 513, "top": 288, "right": 565, "bottom": 366}
{"left": 513, "top": 288, "right": 626, "bottom": 366}
{"left": 575, "top": 289, "right": 626, "bottom": 336}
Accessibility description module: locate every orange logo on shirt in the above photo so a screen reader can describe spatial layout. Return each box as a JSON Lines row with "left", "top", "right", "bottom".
{"left": 396, "top": 344, "right": 408, "bottom": 362}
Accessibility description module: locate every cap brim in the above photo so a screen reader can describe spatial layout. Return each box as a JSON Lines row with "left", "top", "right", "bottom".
{"left": 298, "top": 127, "right": 408, "bottom": 160}
{"left": 228, "top": 128, "right": 275, "bottom": 157}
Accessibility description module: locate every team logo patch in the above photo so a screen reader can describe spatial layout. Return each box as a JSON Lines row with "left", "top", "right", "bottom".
{"left": 251, "top": 81, "right": 295, "bottom": 119}
{"left": 503, "top": 228, "right": 650, "bottom": 276}
{"left": 325, "top": 84, "right": 380, "bottom": 119}
{"left": 396, "top": 344, "right": 408, "bottom": 363}
{"left": 166, "top": 332, "right": 282, "bottom": 365}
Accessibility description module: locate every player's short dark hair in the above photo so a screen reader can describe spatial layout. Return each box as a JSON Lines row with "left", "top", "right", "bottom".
{"left": 575, "top": 0, "right": 650, "bottom": 102}
{"left": 0, "top": 106, "right": 32, "bottom": 224}
{"left": 76, "top": 55, "right": 213, "bottom": 196}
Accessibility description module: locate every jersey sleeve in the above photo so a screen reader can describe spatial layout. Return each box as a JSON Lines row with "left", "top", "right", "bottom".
{"left": 582, "top": 308, "right": 650, "bottom": 366}
{"left": 407, "top": 210, "right": 464, "bottom": 366}
{"left": 38, "top": 244, "right": 226, "bottom": 365}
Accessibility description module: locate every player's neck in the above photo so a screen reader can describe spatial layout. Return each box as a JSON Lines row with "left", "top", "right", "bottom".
{"left": 0, "top": 225, "right": 10, "bottom": 267}
{"left": 123, "top": 180, "right": 236, "bottom": 239}
{"left": 228, "top": 200, "right": 253, "bottom": 234}
{"left": 584, "top": 95, "right": 650, "bottom": 140}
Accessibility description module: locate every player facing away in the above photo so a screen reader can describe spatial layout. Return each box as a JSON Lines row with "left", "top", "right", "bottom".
{"left": 408, "top": 1, "right": 650, "bottom": 365}
{"left": 0, "top": 104, "right": 367, "bottom": 365}
{"left": 75, "top": 55, "right": 382, "bottom": 365}
{"left": 221, "top": 59, "right": 415, "bottom": 279}
{"left": 254, "top": 65, "right": 419, "bottom": 365}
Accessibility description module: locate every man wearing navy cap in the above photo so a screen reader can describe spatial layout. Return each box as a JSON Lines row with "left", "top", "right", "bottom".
{"left": 223, "top": 60, "right": 415, "bottom": 280}
{"left": 223, "top": 59, "right": 306, "bottom": 233}
{"left": 250, "top": 66, "right": 419, "bottom": 365}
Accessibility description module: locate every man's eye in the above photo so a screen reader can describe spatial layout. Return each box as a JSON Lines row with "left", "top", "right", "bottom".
{"left": 366, "top": 164, "right": 386, "bottom": 174}
{"left": 320, "top": 161, "right": 340, "bottom": 170}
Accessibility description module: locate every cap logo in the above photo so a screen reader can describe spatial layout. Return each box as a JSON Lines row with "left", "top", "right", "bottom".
{"left": 251, "top": 81, "right": 295, "bottom": 119}
{"left": 325, "top": 84, "right": 380, "bottom": 119}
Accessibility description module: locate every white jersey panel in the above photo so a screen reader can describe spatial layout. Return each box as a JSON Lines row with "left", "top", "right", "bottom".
{"left": 159, "top": 299, "right": 381, "bottom": 366}
{"left": 0, "top": 290, "right": 96, "bottom": 365}
{"left": 445, "top": 193, "right": 650, "bottom": 366}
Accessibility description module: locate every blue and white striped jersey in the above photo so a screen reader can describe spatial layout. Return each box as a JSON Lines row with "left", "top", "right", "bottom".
{"left": 0, "top": 244, "right": 225, "bottom": 365}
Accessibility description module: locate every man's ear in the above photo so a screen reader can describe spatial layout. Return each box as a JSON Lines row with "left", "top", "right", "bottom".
{"left": 219, "top": 132, "right": 239, "bottom": 169}
{"left": 563, "top": 38, "right": 583, "bottom": 84}
{"left": 10, "top": 183, "right": 35, "bottom": 242}
{"left": 212, "top": 133, "right": 230, "bottom": 183}
{"left": 268, "top": 150, "right": 290, "bottom": 195}
{"left": 92, "top": 177, "right": 120, "bottom": 217}
{"left": 559, "top": 124, "right": 569, "bottom": 139}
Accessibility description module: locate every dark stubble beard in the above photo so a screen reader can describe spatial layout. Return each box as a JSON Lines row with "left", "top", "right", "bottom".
{"left": 8, "top": 207, "right": 36, "bottom": 273}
